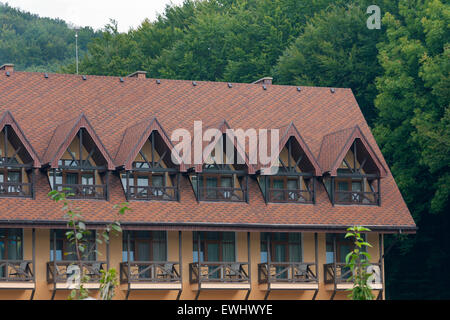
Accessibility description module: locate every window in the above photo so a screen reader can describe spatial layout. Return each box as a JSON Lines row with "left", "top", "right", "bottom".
{"left": 325, "top": 233, "right": 366, "bottom": 263}
{"left": 50, "top": 229, "right": 96, "bottom": 261}
{"left": 0, "top": 170, "right": 22, "bottom": 193}
{"left": 265, "top": 176, "right": 313, "bottom": 203}
{"left": 193, "top": 232, "right": 235, "bottom": 263}
{"left": 122, "top": 231, "right": 167, "bottom": 262}
{"left": 260, "top": 232, "right": 302, "bottom": 263}
{"left": 193, "top": 173, "right": 246, "bottom": 202}
{"left": 0, "top": 228, "right": 23, "bottom": 260}
{"left": 122, "top": 172, "right": 173, "bottom": 200}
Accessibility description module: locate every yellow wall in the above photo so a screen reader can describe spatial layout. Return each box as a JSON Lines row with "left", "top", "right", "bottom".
{"left": 0, "top": 230, "right": 384, "bottom": 300}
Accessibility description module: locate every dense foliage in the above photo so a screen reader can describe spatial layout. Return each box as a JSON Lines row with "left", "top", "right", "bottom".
{"left": 1, "top": 0, "right": 448, "bottom": 299}
{"left": 0, "top": 2, "right": 99, "bottom": 71}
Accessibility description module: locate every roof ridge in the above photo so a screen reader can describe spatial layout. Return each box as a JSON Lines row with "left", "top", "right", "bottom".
{"left": 10, "top": 71, "right": 353, "bottom": 90}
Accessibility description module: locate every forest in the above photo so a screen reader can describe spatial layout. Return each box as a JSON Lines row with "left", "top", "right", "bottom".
{"left": 0, "top": 0, "right": 448, "bottom": 299}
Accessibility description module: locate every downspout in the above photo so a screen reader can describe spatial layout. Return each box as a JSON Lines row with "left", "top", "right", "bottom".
{"left": 30, "top": 228, "right": 36, "bottom": 300}
{"left": 195, "top": 231, "right": 201, "bottom": 300}
{"left": 51, "top": 230, "right": 57, "bottom": 300}
{"left": 126, "top": 231, "right": 131, "bottom": 300}
{"left": 330, "top": 234, "right": 337, "bottom": 300}
{"left": 264, "top": 233, "right": 271, "bottom": 300}
{"left": 312, "top": 232, "right": 318, "bottom": 300}
{"left": 245, "top": 231, "right": 251, "bottom": 300}
{"left": 176, "top": 230, "right": 183, "bottom": 300}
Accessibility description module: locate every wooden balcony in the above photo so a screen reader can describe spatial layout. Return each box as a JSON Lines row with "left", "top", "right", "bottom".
{"left": 126, "top": 185, "right": 178, "bottom": 201}
{"left": 267, "top": 188, "right": 313, "bottom": 203}
{"left": 258, "top": 262, "right": 318, "bottom": 290}
{"left": 324, "top": 262, "right": 383, "bottom": 290}
{"left": 120, "top": 261, "right": 181, "bottom": 291}
{"left": 333, "top": 191, "right": 379, "bottom": 205}
{"left": 0, "top": 182, "right": 33, "bottom": 198}
{"left": 197, "top": 186, "right": 247, "bottom": 202}
{"left": 46, "top": 261, "right": 106, "bottom": 290}
{"left": 189, "top": 262, "right": 250, "bottom": 290}
{"left": 55, "top": 184, "right": 107, "bottom": 200}
{"left": 0, "top": 260, "right": 35, "bottom": 289}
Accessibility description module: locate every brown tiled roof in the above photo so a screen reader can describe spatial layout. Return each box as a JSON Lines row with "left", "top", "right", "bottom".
{"left": 42, "top": 113, "right": 115, "bottom": 169}
{"left": 0, "top": 71, "right": 416, "bottom": 232}
{"left": 115, "top": 117, "right": 185, "bottom": 171}
{"left": 265, "top": 121, "right": 322, "bottom": 175}
{"left": 0, "top": 110, "right": 40, "bottom": 167}
{"left": 318, "top": 125, "right": 387, "bottom": 176}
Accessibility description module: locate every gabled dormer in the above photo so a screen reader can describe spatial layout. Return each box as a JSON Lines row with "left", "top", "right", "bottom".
{"left": 257, "top": 122, "right": 321, "bottom": 204}
{"left": 115, "top": 118, "right": 182, "bottom": 201}
{"left": 318, "top": 126, "right": 386, "bottom": 205}
{"left": 43, "top": 114, "right": 114, "bottom": 200}
{"left": 0, "top": 111, "right": 40, "bottom": 198}
{"left": 190, "top": 120, "right": 252, "bottom": 202}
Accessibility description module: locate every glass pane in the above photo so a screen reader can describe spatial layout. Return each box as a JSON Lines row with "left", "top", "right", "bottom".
{"left": 338, "top": 181, "right": 349, "bottom": 191}
{"left": 152, "top": 176, "right": 163, "bottom": 187}
{"left": 222, "top": 242, "right": 235, "bottom": 262}
{"left": 352, "top": 181, "right": 362, "bottom": 191}
{"left": 136, "top": 241, "right": 151, "bottom": 261}
{"left": 81, "top": 174, "right": 94, "bottom": 185}
{"left": 206, "top": 243, "right": 219, "bottom": 262}
{"left": 206, "top": 177, "right": 217, "bottom": 199}
{"left": 137, "top": 176, "right": 149, "bottom": 187}
{"left": 289, "top": 244, "right": 301, "bottom": 262}
{"left": 273, "top": 244, "right": 286, "bottom": 262}
{"left": 287, "top": 179, "right": 298, "bottom": 190}
{"left": 66, "top": 173, "right": 78, "bottom": 185}
{"left": 152, "top": 241, "right": 167, "bottom": 261}
{"left": 272, "top": 179, "right": 284, "bottom": 189}
{"left": 152, "top": 176, "right": 164, "bottom": 196}
{"left": 7, "top": 172, "right": 20, "bottom": 182}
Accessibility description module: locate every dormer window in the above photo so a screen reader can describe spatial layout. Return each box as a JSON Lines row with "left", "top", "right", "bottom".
{"left": 0, "top": 122, "right": 37, "bottom": 198}
{"left": 48, "top": 128, "right": 108, "bottom": 199}
{"left": 323, "top": 138, "right": 383, "bottom": 206}
{"left": 190, "top": 133, "right": 249, "bottom": 202}
{"left": 118, "top": 128, "right": 179, "bottom": 202}
{"left": 257, "top": 124, "right": 321, "bottom": 204}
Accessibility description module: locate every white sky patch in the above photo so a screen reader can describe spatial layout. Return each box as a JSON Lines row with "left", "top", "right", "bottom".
{"left": 5, "top": 0, "right": 185, "bottom": 32}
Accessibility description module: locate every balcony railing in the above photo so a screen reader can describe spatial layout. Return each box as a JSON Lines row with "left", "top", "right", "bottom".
{"left": 0, "top": 260, "right": 34, "bottom": 282}
{"left": 126, "top": 185, "right": 178, "bottom": 201}
{"left": 324, "top": 262, "right": 383, "bottom": 286}
{"left": 120, "top": 261, "right": 181, "bottom": 283}
{"left": 258, "top": 262, "right": 318, "bottom": 284}
{"left": 0, "top": 182, "right": 33, "bottom": 198}
{"left": 46, "top": 261, "right": 106, "bottom": 283}
{"left": 197, "top": 187, "right": 247, "bottom": 202}
{"left": 267, "top": 188, "right": 313, "bottom": 203}
{"left": 55, "top": 184, "right": 107, "bottom": 200}
{"left": 189, "top": 262, "right": 249, "bottom": 283}
{"left": 333, "top": 191, "right": 379, "bottom": 205}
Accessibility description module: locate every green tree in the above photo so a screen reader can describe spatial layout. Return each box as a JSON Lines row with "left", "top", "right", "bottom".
{"left": 374, "top": 0, "right": 450, "bottom": 299}
{"left": 0, "top": 3, "right": 99, "bottom": 71}
{"left": 273, "top": 2, "right": 385, "bottom": 124}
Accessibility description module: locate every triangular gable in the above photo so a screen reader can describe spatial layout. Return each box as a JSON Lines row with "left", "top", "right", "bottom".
{"left": 319, "top": 125, "right": 387, "bottom": 177}
{"left": 115, "top": 117, "right": 185, "bottom": 171}
{"left": 43, "top": 113, "right": 115, "bottom": 170}
{"left": 271, "top": 122, "right": 321, "bottom": 176}
{"left": 195, "top": 119, "right": 256, "bottom": 174}
{"left": 0, "top": 111, "right": 41, "bottom": 167}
